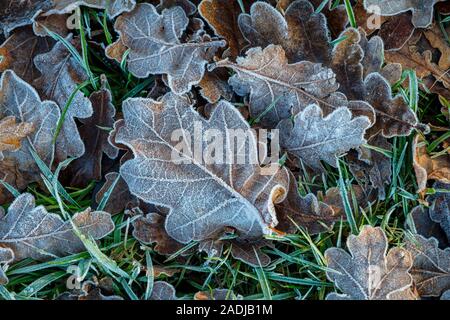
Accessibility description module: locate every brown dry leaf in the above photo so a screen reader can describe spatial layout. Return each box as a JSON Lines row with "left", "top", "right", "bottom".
{"left": 364, "top": 73, "right": 420, "bottom": 138}
{"left": 378, "top": 13, "right": 415, "bottom": 51}
{"left": 321, "top": 184, "right": 376, "bottom": 217}
{"left": 348, "top": 135, "right": 392, "bottom": 200}
{"left": 0, "top": 116, "right": 34, "bottom": 158}
{"left": 239, "top": 0, "right": 332, "bottom": 64}
{"left": 194, "top": 289, "right": 241, "bottom": 300}
{"left": 32, "top": 13, "right": 70, "bottom": 37}
{"left": 0, "top": 0, "right": 51, "bottom": 35}
{"left": 110, "top": 3, "right": 225, "bottom": 94}
{"left": 198, "top": 69, "right": 233, "bottom": 104}
{"left": 276, "top": 171, "right": 339, "bottom": 234}
{"left": 213, "top": 45, "right": 347, "bottom": 128}
{"left": 385, "top": 29, "right": 450, "bottom": 90}
{"left": 105, "top": 39, "right": 127, "bottom": 64}
{"left": 33, "top": 35, "right": 93, "bottom": 161}
{"left": 423, "top": 24, "right": 450, "bottom": 71}
{"left": 58, "top": 281, "right": 123, "bottom": 300}
{"left": 130, "top": 208, "right": 183, "bottom": 256}
{"left": 406, "top": 234, "right": 450, "bottom": 298}
{"left": 326, "top": 226, "right": 414, "bottom": 300}
{"left": 230, "top": 240, "right": 272, "bottom": 267}
{"left": 0, "top": 26, "right": 54, "bottom": 83}
{"left": 199, "top": 0, "right": 247, "bottom": 58}
{"left": 116, "top": 92, "right": 289, "bottom": 244}
{"left": 68, "top": 76, "right": 118, "bottom": 187}
{"left": 413, "top": 134, "right": 450, "bottom": 193}
{"left": 95, "top": 172, "right": 138, "bottom": 215}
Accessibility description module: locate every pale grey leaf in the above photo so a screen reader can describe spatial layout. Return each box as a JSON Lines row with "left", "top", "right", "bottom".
{"left": 325, "top": 226, "right": 413, "bottom": 300}
{"left": 278, "top": 104, "right": 370, "bottom": 170}
{"left": 33, "top": 36, "right": 93, "bottom": 161}
{"left": 406, "top": 234, "right": 450, "bottom": 297}
{"left": 213, "top": 45, "right": 341, "bottom": 128}
{"left": 0, "top": 0, "right": 51, "bottom": 35}
{"left": 150, "top": 281, "right": 177, "bottom": 300}
{"left": 0, "top": 69, "right": 60, "bottom": 176}
{"left": 0, "top": 193, "right": 114, "bottom": 262}
{"left": 116, "top": 92, "right": 289, "bottom": 244}
{"left": 363, "top": 0, "right": 443, "bottom": 28}
{"left": 0, "top": 247, "right": 13, "bottom": 285}
{"left": 111, "top": 3, "right": 225, "bottom": 94}
{"left": 407, "top": 206, "right": 448, "bottom": 248}
{"left": 428, "top": 182, "right": 450, "bottom": 241}
{"left": 441, "top": 290, "right": 450, "bottom": 300}
{"left": 49, "top": 0, "right": 136, "bottom": 18}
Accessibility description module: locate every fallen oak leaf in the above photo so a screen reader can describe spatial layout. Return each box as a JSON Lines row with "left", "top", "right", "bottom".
{"left": 0, "top": 116, "right": 34, "bottom": 159}
{"left": 239, "top": 0, "right": 332, "bottom": 64}
{"left": 116, "top": 92, "right": 289, "bottom": 244}
{"left": 150, "top": 281, "right": 177, "bottom": 300}
{"left": 0, "top": 70, "right": 60, "bottom": 198}
{"left": 198, "top": 69, "right": 233, "bottom": 104}
{"left": 325, "top": 225, "right": 414, "bottom": 300}
{"left": 407, "top": 205, "right": 449, "bottom": 249}
{"left": 0, "top": 0, "right": 51, "bottom": 35}
{"left": 428, "top": 182, "right": 450, "bottom": 242}
{"left": 47, "top": 0, "right": 136, "bottom": 19}
{"left": 130, "top": 207, "right": 183, "bottom": 256}
{"left": 0, "top": 193, "right": 114, "bottom": 262}
{"left": 277, "top": 104, "right": 370, "bottom": 170}
{"left": 58, "top": 281, "right": 124, "bottom": 300}
{"left": 363, "top": 0, "right": 444, "bottom": 28}
{"left": 348, "top": 135, "right": 392, "bottom": 200}
{"left": 32, "top": 12, "right": 70, "bottom": 37}
{"left": 199, "top": 0, "right": 247, "bottom": 58}
{"left": 95, "top": 172, "right": 138, "bottom": 215}
{"left": 0, "top": 247, "right": 13, "bottom": 285}
{"left": 68, "top": 75, "right": 119, "bottom": 187}
{"left": 413, "top": 134, "right": 450, "bottom": 193}
{"left": 364, "top": 73, "right": 421, "bottom": 138}
{"left": 276, "top": 171, "right": 339, "bottom": 234}
{"left": 194, "top": 289, "right": 242, "bottom": 300}
{"left": 406, "top": 234, "right": 450, "bottom": 298}
{"left": 156, "top": 0, "right": 197, "bottom": 16}
{"left": 33, "top": 35, "right": 93, "bottom": 161}
{"left": 110, "top": 3, "right": 225, "bottom": 94}
{"left": 385, "top": 29, "right": 450, "bottom": 90}
{"left": 0, "top": 26, "right": 54, "bottom": 83}
{"left": 212, "top": 45, "right": 341, "bottom": 128}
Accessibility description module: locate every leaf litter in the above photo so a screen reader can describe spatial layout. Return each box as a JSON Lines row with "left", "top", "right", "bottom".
{"left": 0, "top": 0, "right": 448, "bottom": 300}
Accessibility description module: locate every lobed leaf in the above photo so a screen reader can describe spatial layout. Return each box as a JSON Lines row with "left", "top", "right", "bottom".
{"left": 110, "top": 3, "right": 225, "bottom": 94}
{"left": 277, "top": 104, "right": 370, "bottom": 170}
{"left": 0, "top": 193, "right": 114, "bottom": 262}
{"left": 325, "top": 226, "right": 414, "bottom": 300}
{"left": 116, "top": 92, "right": 289, "bottom": 244}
